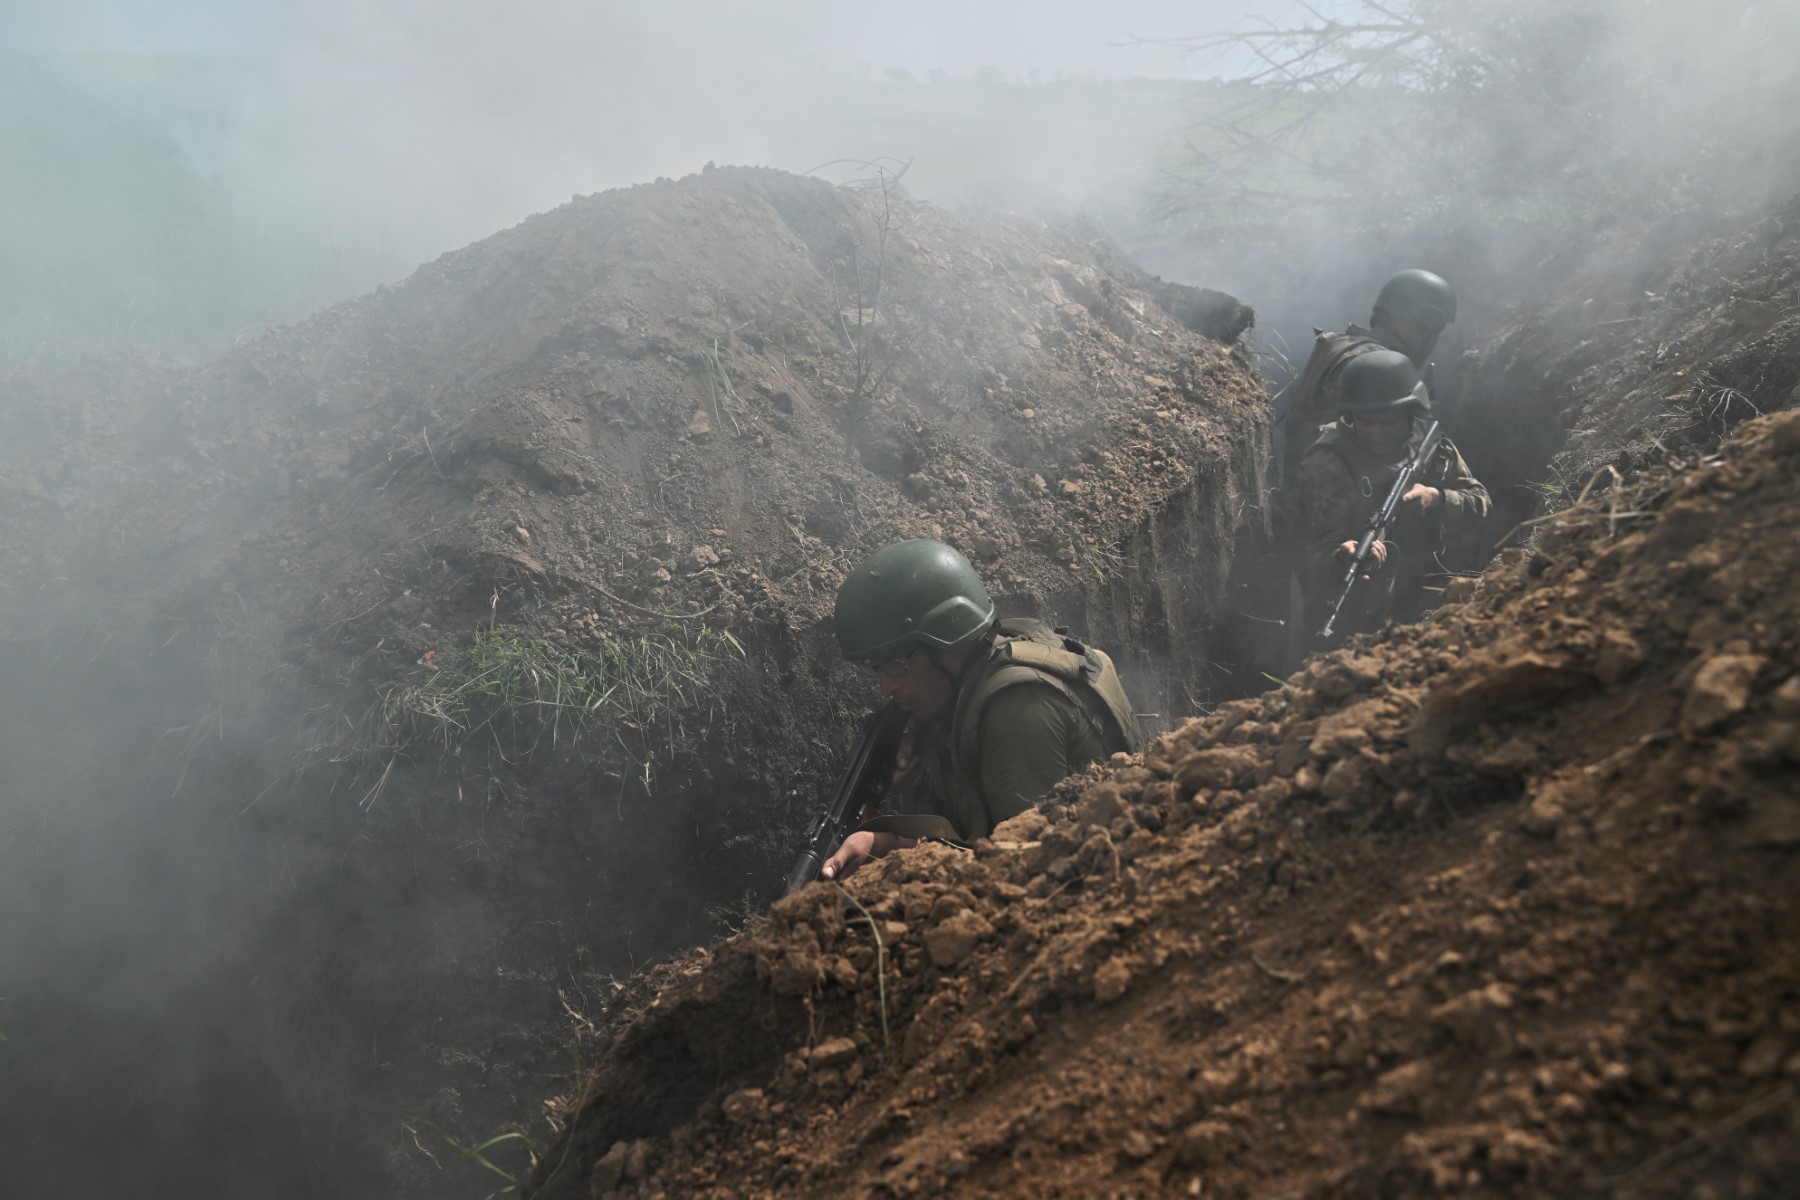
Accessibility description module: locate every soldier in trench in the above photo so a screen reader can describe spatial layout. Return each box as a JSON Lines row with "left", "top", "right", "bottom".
{"left": 1277, "top": 268, "right": 1460, "bottom": 487}
{"left": 1297, "top": 350, "right": 1491, "bottom": 639}
{"left": 821, "top": 538, "right": 1140, "bottom": 880}
{"left": 1239, "top": 269, "right": 1461, "bottom": 675}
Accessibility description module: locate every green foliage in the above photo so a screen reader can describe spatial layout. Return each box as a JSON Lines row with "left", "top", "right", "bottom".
{"left": 328, "top": 625, "right": 742, "bottom": 807}
{"left": 700, "top": 338, "right": 743, "bottom": 436}
{"left": 418, "top": 1121, "right": 537, "bottom": 1199}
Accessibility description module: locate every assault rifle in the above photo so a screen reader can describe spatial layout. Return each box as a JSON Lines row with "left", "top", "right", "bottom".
{"left": 782, "top": 697, "right": 908, "bottom": 896}
{"left": 1319, "top": 419, "right": 1444, "bottom": 642}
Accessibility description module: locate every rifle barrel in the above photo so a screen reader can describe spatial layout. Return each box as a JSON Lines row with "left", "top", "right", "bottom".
{"left": 781, "top": 697, "right": 906, "bottom": 896}
{"left": 1317, "top": 421, "right": 1443, "bottom": 641}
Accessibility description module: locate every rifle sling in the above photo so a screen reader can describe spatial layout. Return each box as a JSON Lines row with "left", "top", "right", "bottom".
{"left": 858, "top": 813, "right": 973, "bottom": 849}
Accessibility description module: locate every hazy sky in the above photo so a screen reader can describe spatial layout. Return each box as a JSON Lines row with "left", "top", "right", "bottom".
{"left": 2, "top": 0, "right": 1304, "bottom": 77}
{"left": 5, "top": 1, "right": 1325, "bottom": 292}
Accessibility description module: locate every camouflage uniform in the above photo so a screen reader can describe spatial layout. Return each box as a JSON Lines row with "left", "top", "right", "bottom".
{"left": 1298, "top": 416, "right": 1490, "bottom": 637}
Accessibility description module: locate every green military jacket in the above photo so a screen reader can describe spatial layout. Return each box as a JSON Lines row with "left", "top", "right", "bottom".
{"left": 900, "top": 620, "right": 1139, "bottom": 841}
{"left": 1297, "top": 417, "right": 1490, "bottom": 637}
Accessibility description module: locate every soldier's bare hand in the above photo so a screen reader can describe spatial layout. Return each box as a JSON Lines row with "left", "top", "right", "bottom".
{"left": 1340, "top": 538, "right": 1389, "bottom": 567}
{"left": 822, "top": 831, "right": 917, "bottom": 880}
{"left": 1402, "top": 483, "right": 1441, "bottom": 511}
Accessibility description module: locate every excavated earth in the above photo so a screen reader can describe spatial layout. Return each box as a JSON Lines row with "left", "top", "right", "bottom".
{"left": 0, "top": 168, "right": 1262, "bottom": 1197}
{"left": 528, "top": 407, "right": 1800, "bottom": 1200}
{"left": 523, "top": 193, "right": 1800, "bottom": 1200}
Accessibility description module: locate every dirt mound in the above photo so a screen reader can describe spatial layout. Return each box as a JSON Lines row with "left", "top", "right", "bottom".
{"left": 2, "top": 164, "right": 1257, "bottom": 628}
{"left": 0, "top": 167, "right": 1264, "bottom": 1196}
{"left": 526, "top": 407, "right": 1800, "bottom": 1199}
{"left": 3, "top": 167, "right": 1265, "bottom": 760}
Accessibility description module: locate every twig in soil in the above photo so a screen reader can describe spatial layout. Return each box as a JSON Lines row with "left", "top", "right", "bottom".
{"left": 1001, "top": 941, "right": 1059, "bottom": 1003}
{"left": 1250, "top": 951, "right": 1304, "bottom": 984}
{"left": 1575, "top": 464, "right": 1624, "bottom": 506}
{"left": 1585, "top": 1084, "right": 1795, "bottom": 1190}
{"left": 558, "top": 989, "right": 599, "bottom": 1038}
{"left": 1499, "top": 464, "right": 1631, "bottom": 548}
{"left": 1496, "top": 505, "right": 1656, "bottom": 550}
{"left": 592, "top": 582, "right": 721, "bottom": 621}
{"left": 1583, "top": 731, "right": 1671, "bottom": 778}
{"left": 403, "top": 1122, "right": 443, "bottom": 1169}
{"left": 359, "top": 754, "right": 398, "bottom": 810}
{"left": 838, "top": 886, "right": 891, "bottom": 1050}
{"left": 421, "top": 425, "right": 446, "bottom": 477}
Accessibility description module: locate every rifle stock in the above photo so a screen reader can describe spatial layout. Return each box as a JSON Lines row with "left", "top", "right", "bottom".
{"left": 782, "top": 697, "right": 908, "bottom": 896}
{"left": 1319, "top": 420, "right": 1445, "bottom": 641}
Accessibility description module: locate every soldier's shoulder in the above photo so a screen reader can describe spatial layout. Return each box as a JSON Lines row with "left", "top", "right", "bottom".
{"left": 1299, "top": 437, "right": 1356, "bottom": 489}
{"left": 1434, "top": 428, "right": 1473, "bottom": 461}
{"left": 1301, "top": 423, "right": 1353, "bottom": 459}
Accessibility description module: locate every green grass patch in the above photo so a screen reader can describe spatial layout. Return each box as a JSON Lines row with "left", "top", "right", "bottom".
{"left": 415, "top": 1120, "right": 537, "bottom": 1198}
{"left": 326, "top": 625, "right": 743, "bottom": 807}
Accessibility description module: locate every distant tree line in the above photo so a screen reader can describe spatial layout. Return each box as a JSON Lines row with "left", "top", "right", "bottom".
{"left": 1143, "top": 0, "right": 1800, "bottom": 226}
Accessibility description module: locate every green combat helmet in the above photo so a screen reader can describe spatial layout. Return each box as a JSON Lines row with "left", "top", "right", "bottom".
{"left": 1337, "top": 349, "right": 1430, "bottom": 415}
{"left": 835, "top": 539, "right": 997, "bottom": 659}
{"left": 1374, "top": 269, "right": 1457, "bottom": 329}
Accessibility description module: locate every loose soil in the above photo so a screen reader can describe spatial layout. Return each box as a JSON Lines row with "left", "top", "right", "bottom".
{"left": 0, "top": 167, "right": 1263, "bottom": 1198}
{"left": 527, "top": 405, "right": 1800, "bottom": 1200}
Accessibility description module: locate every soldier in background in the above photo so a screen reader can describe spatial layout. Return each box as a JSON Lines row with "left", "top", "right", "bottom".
{"left": 1297, "top": 351, "right": 1490, "bottom": 639}
{"left": 1278, "top": 268, "right": 1459, "bottom": 486}
{"left": 822, "top": 539, "right": 1139, "bottom": 880}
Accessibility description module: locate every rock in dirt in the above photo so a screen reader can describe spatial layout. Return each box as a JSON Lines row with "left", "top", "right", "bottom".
{"left": 1680, "top": 652, "right": 1767, "bottom": 736}
{"left": 924, "top": 910, "right": 992, "bottom": 968}
{"left": 1174, "top": 744, "right": 1259, "bottom": 792}
{"left": 721, "top": 1088, "right": 767, "bottom": 1125}
{"left": 1362, "top": 1060, "right": 1435, "bottom": 1117}
{"left": 807, "top": 1037, "right": 859, "bottom": 1069}
{"left": 1092, "top": 956, "right": 1133, "bottom": 1003}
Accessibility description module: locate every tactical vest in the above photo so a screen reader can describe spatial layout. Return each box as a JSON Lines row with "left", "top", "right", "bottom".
{"left": 860, "top": 620, "right": 1141, "bottom": 846}
{"left": 949, "top": 618, "right": 1141, "bottom": 799}
{"left": 1283, "top": 325, "right": 1387, "bottom": 432}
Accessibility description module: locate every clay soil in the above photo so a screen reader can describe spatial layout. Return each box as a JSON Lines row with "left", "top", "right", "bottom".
{"left": 528, "top": 399, "right": 1800, "bottom": 1200}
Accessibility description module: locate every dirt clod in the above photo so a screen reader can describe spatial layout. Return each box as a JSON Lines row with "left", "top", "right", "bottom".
{"left": 1680, "top": 652, "right": 1767, "bottom": 736}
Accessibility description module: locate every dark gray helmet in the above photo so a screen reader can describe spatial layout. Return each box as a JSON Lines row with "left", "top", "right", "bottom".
{"left": 835, "top": 539, "right": 996, "bottom": 660}
{"left": 1373, "top": 269, "right": 1457, "bottom": 328}
{"left": 1338, "top": 350, "right": 1429, "bottom": 414}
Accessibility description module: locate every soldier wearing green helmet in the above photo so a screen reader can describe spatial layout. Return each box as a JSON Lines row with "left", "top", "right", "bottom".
{"left": 822, "top": 539, "right": 1139, "bottom": 880}
{"left": 1279, "top": 268, "right": 1459, "bottom": 486}
{"left": 1297, "top": 350, "right": 1490, "bottom": 637}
